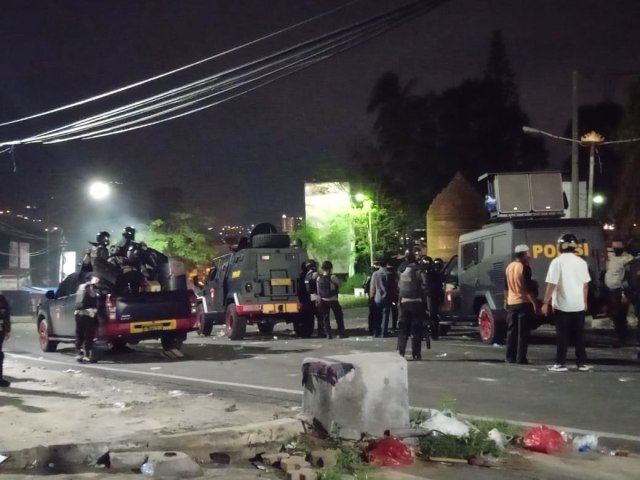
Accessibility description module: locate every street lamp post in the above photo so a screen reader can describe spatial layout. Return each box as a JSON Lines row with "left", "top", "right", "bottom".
{"left": 523, "top": 125, "right": 640, "bottom": 218}
{"left": 355, "top": 193, "right": 374, "bottom": 267}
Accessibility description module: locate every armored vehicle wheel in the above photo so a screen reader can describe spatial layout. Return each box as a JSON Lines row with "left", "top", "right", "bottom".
{"left": 293, "top": 313, "right": 314, "bottom": 338}
{"left": 225, "top": 303, "right": 247, "bottom": 340}
{"left": 37, "top": 318, "right": 58, "bottom": 352}
{"left": 478, "top": 303, "right": 506, "bottom": 344}
{"left": 198, "top": 308, "right": 215, "bottom": 336}
{"left": 257, "top": 322, "right": 274, "bottom": 335}
{"left": 251, "top": 233, "right": 290, "bottom": 248}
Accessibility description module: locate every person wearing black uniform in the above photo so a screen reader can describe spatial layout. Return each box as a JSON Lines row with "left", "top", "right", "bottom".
{"left": 397, "top": 253, "right": 428, "bottom": 360}
{"left": 422, "top": 256, "right": 444, "bottom": 341}
{"left": 81, "top": 231, "right": 111, "bottom": 271}
{"left": 303, "top": 260, "right": 324, "bottom": 337}
{"left": 623, "top": 238, "right": 640, "bottom": 360}
{"left": 74, "top": 275, "right": 102, "bottom": 363}
{"left": 0, "top": 293, "right": 11, "bottom": 387}
{"left": 111, "top": 226, "right": 136, "bottom": 257}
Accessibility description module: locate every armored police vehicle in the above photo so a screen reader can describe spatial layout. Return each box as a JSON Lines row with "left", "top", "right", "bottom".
{"left": 437, "top": 172, "right": 607, "bottom": 343}
{"left": 196, "top": 223, "right": 312, "bottom": 340}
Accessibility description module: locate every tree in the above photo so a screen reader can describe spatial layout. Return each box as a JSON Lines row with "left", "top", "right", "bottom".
{"left": 357, "top": 31, "right": 547, "bottom": 223}
{"left": 612, "top": 79, "right": 640, "bottom": 237}
{"left": 143, "top": 212, "right": 218, "bottom": 270}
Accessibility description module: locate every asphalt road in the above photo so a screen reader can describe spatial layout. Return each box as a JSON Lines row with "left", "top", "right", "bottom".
{"left": 6, "top": 308, "right": 640, "bottom": 440}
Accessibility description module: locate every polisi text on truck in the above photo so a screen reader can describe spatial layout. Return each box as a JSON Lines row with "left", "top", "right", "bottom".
{"left": 531, "top": 242, "right": 589, "bottom": 259}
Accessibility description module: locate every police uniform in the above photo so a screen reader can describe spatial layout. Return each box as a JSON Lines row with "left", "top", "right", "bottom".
{"left": 0, "top": 294, "right": 11, "bottom": 387}
{"left": 397, "top": 258, "right": 427, "bottom": 360}
{"left": 74, "top": 279, "right": 101, "bottom": 362}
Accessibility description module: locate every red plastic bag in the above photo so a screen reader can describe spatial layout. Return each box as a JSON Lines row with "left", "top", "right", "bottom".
{"left": 523, "top": 425, "right": 565, "bottom": 454}
{"left": 366, "top": 436, "right": 413, "bottom": 466}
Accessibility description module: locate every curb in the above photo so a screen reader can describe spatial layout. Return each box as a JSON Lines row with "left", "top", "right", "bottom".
{"left": 3, "top": 418, "right": 305, "bottom": 472}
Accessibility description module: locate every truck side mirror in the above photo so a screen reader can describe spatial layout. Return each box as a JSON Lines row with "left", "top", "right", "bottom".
{"left": 45, "top": 290, "right": 55, "bottom": 300}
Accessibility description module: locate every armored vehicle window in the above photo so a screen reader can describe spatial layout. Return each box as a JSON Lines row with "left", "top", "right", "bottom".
{"left": 233, "top": 254, "right": 244, "bottom": 264}
{"left": 461, "top": 242, "right": 479, "bottom": 270}
{"left": 478, "top": 238, "right": 492, "bottom": 261}
{"left": 207, "top": 266, "right": 218, "bottom": 282}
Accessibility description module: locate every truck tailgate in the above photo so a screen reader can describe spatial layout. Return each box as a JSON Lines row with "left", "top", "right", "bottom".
{"left": 116, "top": 290, "right": 191, "bottom": 322}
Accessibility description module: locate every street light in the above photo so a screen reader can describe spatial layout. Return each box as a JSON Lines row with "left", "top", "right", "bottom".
{"left": 88, "top": 180, "right": 111, "bottom": 201}
{"left": 355, "top": 192, "right": 374, "bottom": 267}
{"left": 522, "top": 126, "right": 640, "bottom": 218}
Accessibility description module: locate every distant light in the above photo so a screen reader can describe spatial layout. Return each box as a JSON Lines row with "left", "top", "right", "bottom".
{"left": 592, "top": 194, "right": 605, "bottom": 205}
{"left": 88, "top": 181, "right": 111, "bottom": 200}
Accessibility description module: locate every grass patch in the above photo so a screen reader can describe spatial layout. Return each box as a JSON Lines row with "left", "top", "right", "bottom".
{"left": 339, "top": 294, "right": 369, "bottom": 309}
{"left": 409, "top": 408, "right": 429, "bottom": 425}
{"left": 419, "top": 417, "right": 522, "bottom": 460}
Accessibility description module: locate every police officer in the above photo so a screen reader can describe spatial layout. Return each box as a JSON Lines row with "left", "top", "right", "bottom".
{"left": 74, "top": 275, "right": 102, "bottom": 363}
{"left": 623, "top": 238, "right": 640, "bottom": 360}
{"left": 422, "top": 256, "right": 444, "bottom": 341}
{"left": 81, "top": 231, "right": 111, "bottom": 272}
{"left": 397, "top": 253, "right": 428, "bottom": 360}
{"left": 0, "top": 293, "right": 11, "bottom": 387}
{"left": 303, "top": 260, "right": 325, "bottom": 337}
{"left": 111, "top": 226, "right": 136, "bottom": 257}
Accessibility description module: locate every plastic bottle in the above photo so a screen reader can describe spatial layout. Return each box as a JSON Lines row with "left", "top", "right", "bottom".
{"left": 140, "top": 462, "right": 154, "bottom": 476}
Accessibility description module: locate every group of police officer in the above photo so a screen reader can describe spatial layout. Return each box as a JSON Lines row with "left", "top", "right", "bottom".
{"left": 75, "top": 226, "right": 140, "bottom": 363}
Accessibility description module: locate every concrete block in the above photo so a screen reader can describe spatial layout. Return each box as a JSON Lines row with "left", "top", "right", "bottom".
{"left": 302, "top": 352, "right": 410, "bottom": 439}
{"left": 145, "top": 451, "right": 202, "bottom": 479}
{"left": 310, "top": 449, "right": 337, "bottom": 468}
{"left": 262, "top": 452, "right": 290, "bottom": 466}
{"left": 287, "top": 467, "right": 317, "bottom": 480}
{"left": 280, "top": 455, "right": 311, "bottom": 472}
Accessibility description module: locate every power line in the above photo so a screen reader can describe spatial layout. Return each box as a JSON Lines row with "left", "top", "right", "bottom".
{"left": 0, "top": 0, "right": 359, "bottom": 127}
{"left": 0, "top": 0, "right": 449, "bottom": 146}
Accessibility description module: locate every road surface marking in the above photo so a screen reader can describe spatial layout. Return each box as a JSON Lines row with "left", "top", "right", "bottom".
{"left": 7, "top": 353, "right": 302, "bottom": 396}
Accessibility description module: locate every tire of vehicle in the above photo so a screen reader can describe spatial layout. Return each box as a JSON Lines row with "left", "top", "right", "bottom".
{"left": 478, "top": 303, "right": 506, "bottom": 344}
{"left": 161, "top": 334, "right": 184, "bottom": 350}
{"left": 293, "top": 313, "right": 314, "bottom": 338}
{"left": 199, "top": 312, "right": 215, "bottom": 337}
{"left": 257, "top": 322, "right": 274, "bottom": 335}
{"left": 37, "top": 318, "right": 59, "bottom": 352}
{"left": 225, "top": 303, "right": 247, "bottom": 340}
{"left": 108, "top": 339, "right": 129, "bottom": 351}
{"left": 251, "top": 233, "right": 290, "bottom": 248}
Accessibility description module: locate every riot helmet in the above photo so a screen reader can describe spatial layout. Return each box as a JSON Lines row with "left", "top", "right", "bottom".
{"left": 305, "top": 259, "right": 318, "bottom": 271}
{"left": 96, "top": 231, "right": 110, "bottom": 246}
{"left": 558, "top": 233, "right": 579, "bottom": 253}
{"left": 433, "top": 258, "right": 444, "bottom": 272}
{"left": 321, "top": 260, "right": 333, "bottom": 272}
{"left": 122, "top": 226, "right": 136, "bottom": 241}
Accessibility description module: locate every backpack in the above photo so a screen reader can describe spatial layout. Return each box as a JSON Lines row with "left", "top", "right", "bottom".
{"left": 317, "top": 274, "right": 335, "bottom": 298}
{"left": 398, "top": 264, "right": 423, "bottom": 299}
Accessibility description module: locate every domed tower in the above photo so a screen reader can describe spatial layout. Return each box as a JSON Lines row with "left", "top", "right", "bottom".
{"left": 426, "top": 172, "right": 487, "bottom": 261}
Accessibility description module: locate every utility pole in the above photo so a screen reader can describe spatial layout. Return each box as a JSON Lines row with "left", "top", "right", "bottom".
{"left": 571, "top": 70, "right": 580, "bottom": 218}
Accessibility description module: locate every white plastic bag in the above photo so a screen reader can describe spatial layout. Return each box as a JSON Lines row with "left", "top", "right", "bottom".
{"left": 488, "top": 428, "right": 507, "bottom": 449}
{"left": 419, "top": 411, "right": 475, "bottom": 437}
{"left": 572, "top": 434, "right": 598, "bottom": 452}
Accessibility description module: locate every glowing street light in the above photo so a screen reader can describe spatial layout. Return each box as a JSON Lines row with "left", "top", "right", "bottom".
{"left": 592, "top": 194, "right": 605, "bottom": 205}
{"left": 88, "top": 180, "right": 111, "bottom": 200}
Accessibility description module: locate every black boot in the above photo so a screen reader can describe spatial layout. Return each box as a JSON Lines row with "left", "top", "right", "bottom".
{"left": 397, "top": 335, "right": 408, "bottom": 357}
{"left": 411, "top": 337, "right": 422, "bottom": 361}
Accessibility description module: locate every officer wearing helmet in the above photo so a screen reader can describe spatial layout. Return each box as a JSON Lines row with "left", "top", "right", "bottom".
{"left": 422, "top": 256, "right": 444, "bottom": 341}
{"left": 397, "top": 252, "right": 428, "bottom": 360}
{"left": 302, "top": 260, "right": 324, "bottom": 337}
{"left": 81, "top": 231, "right": 111, "bottom": 273}
{"left": 111, "top": 226, "right": 136, "bottom": 257}
{"left": 542, "top": 233, "right": 592, "bottom": 372}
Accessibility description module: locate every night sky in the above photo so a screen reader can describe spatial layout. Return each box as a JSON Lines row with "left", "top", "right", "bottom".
{"left": 1, "top": 0, "right": 639, "bottom": 249}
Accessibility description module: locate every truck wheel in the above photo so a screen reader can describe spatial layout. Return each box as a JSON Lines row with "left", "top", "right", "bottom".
{"left": 199, "top": 313, "right": 215, "bottom": 337}
{"left": 257, "top": 322, "right": 274, "bottom": 335}
{"left": 293, "top": 313, "right": 314, "bottom": 338}
{"left": 225, "top": 304, "right": 246, "bottom": 340}
{"left": 37, "top": 318, "right": 58, "bottom": 352}
{"left": 478, "top": 304, "right": 506, "bottom": 344}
